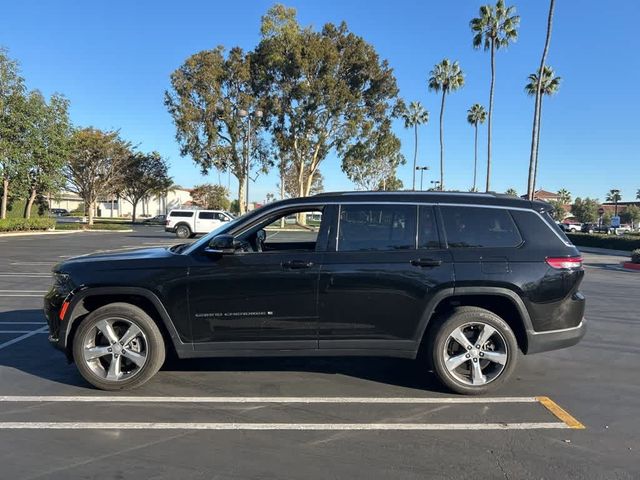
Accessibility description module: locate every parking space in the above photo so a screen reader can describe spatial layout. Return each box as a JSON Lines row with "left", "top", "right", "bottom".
{"left": 0, "top": 227, "right": 638, "bottom": 479}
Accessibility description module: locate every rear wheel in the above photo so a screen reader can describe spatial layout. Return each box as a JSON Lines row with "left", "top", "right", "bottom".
{"left": 72, "top": 303, "right": 165, "bottom": 390}
{"left": 431, "top": 307, "right": 518, "bottom": 395}
{"left": 175, "top": 224, "right": 191, "bottom": 239}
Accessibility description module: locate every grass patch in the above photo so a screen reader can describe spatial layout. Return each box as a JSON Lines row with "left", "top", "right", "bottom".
{"left": 0, "top": 217, "right": 55, "bottom": 232}
{"left": 567, "top": 233, "right": 640, "bottom": 252}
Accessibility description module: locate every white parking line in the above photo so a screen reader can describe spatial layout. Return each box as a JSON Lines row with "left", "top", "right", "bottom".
{"left": 9, "top": 262, "right": 56, "bottom": 266}
{"left": 0, "top": 396, "right": 539, "bottom": 404}
{"left": 0, "top": 274, "right": 50, "bottom": 278}
{"left": 0, "top": 290, "right": 47, "bottom": 293}
{"left": 0, "top": 421, "right": 569, "bottom": 431}
{"left": 0, "top": 326, "right": 48, "bottom": 351}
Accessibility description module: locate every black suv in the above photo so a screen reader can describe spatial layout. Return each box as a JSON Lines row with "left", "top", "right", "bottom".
{"left": 44, "top": 192, "right": 586, "bottom": 394}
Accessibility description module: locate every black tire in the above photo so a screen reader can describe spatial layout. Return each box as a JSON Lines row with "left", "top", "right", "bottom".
{"left": 431, "top": 307, "right": 518, "bottom": 395}
{"left": 175, "top": 224, "right": 191, "bottom": 239}
{"left": 72, "top": 303, "right": 166, "bottom": 391}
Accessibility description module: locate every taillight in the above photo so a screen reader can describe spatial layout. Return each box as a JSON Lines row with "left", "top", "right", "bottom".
{"left": 546, "top": 256, "right": 583, "bottom": 269}
{"left": 165, "top": 220, "right": 170, "bottom": 225}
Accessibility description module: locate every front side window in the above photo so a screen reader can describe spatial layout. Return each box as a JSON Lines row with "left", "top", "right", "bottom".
{"left": 441, "top": 206, "right": 522, "bottom": 248}
{"left": 338, "top": 204, "right": 416, "bottom": 252}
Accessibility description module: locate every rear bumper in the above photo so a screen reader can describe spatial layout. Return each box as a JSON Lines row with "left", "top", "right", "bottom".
{"left": 164, "top": 227, "right": 175, "bottom": 233}
{"left": 525, "top": 319, "right": 586, "bottom": 354}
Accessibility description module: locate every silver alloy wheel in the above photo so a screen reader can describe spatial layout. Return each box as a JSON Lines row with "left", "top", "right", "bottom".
{"left": 442, "top": 321, "right": 508, "bottom": 386}
{"left": 82, "top": 317, "right": 148, "bottom": 382}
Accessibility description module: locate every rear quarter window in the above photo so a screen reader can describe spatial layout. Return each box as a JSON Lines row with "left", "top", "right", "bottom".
{"left": 169, "top": 211, "right": 194, "bottom": 218}
{"left": 441, "top": 206, "right": 522, "bottom": 248}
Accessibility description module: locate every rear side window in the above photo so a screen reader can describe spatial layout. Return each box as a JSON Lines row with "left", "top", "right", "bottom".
{"left": 441, "top": 206, "right": 522, "bottom": 248}
{"left": 338, "top": 204, "right": 416, "bottom": 252}
{"left": 418, "top": 206, "right": 440, "bottom": 249}
{"left": 541, "top": 211, "right": 572, "bottom": 244}
{"left": 198, "top": 212, "right": 214, "bottom": 220}
{"left": 169, "top": 211, "right": 194, "bottom": 218}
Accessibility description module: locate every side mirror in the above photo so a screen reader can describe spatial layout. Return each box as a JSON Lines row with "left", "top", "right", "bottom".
{"left": 205, "top": 234, "right": 237, "bottom": 255}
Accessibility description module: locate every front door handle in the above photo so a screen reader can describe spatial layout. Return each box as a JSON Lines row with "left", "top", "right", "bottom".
{"left": 410, "top": 258, "right": 442, "bottom": 268}
{"left": 282, "top": 260, "right": 314, "bottom": 269}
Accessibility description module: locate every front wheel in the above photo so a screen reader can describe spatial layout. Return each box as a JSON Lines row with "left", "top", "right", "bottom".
{"left": 72, "top": 303, "right": 166, "bottom": 390}
{"left": 431, "top": 307, "right": 518, "bottom": 395}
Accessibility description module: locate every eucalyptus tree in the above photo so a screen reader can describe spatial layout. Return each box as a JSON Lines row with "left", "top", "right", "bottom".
{"left": 525, "top": 66, "right": 561, "bottom": 193}
{"left": 401, "top": 101, "right": 429, "bottom": 190}
{"left": 251, "top": 4, "right": 402, "bottom": 199}
{"left": 165, "top": 46, "right": 270, "bottom": 214}
{"left": 527, "top": 0, "right": 556, "bottom": 200}
{"left": 119, "top": 151, "right": 171, "bottom": 223}
{"left": 470, "top": 0, "right": 520, "bottom": 192}
{"left": 428, "top": 59, "right": 465, "bottom": 190}
{"left": 65, "top": 128, "right": 131, "bottom": 225}
{"left": 0, "top": 47, "right": 27, "bottom": 219}
{"left": 466, "top": 104, "right": 487, "bottom": 192}
{"left": 21, "top": 91, "right": 72, "bottom": 218}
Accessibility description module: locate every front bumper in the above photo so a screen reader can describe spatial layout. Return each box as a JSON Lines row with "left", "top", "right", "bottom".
{"left": 525, "top": 319, "right": 586, "bottom": 354}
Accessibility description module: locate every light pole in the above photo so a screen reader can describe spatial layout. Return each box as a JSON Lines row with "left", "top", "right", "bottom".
{"left": 430, "top": 180, "right": 441, "bottom": 191}
{"left": 238, "top": 109, "right": 263, "bottom": 212}
{"left": 415, "top": 166, "right": 429, "bottom": 191}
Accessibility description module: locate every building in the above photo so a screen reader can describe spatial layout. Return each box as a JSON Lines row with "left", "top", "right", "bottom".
{"left": 520, "top": 189, "right": 562, "bottom": 203}
{"left": 49, "top": 188, "right": 195, "bottom": 218}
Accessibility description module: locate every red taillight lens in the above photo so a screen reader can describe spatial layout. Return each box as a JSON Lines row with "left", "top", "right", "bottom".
{"left": 546, "top": 256, "right": 583, "bottom": 269}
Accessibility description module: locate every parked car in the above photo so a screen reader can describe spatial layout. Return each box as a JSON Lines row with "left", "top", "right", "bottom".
{"left": 45, "top": 191, "right": 586, "bottom": 394}
{"left": 141, "top": 215, "right": 166, "bottom": 225}
{"left": 560, "top": 221, "right": 582, "bottom": 233}
{"left": 164, "top": 209, "right": 233, "bottom": 238}
{"left": 50, "top": 208, "right": 69, "bottom": 217}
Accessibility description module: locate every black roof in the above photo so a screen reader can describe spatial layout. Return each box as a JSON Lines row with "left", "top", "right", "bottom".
{"left": 270, "top": 191, "right": 547, "bottom": 211}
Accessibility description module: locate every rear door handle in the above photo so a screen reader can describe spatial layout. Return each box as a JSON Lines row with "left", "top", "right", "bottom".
{"left": 282, "top": 260, "right": 314, "bottom": 269}
{"left": 410, "top": 258, "right": 442, "bottom": 268}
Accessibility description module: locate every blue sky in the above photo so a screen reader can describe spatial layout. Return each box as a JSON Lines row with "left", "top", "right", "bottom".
{"left": 2, "top": 0, "right": 639, "bottom": 202}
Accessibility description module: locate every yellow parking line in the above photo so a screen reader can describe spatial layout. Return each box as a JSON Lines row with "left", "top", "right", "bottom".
{"left": 537, "top": 396, "right": 585, "bottom": 429}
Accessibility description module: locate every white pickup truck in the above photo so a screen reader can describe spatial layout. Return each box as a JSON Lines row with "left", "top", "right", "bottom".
{"left": 165, "top": 209, "right": 234, "bottom": 238}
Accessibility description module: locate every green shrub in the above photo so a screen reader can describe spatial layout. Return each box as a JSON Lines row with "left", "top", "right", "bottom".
{"left": 631, "top": 249, "right": 640, "bottom": 264}
{"left": 0, "top": 217, "right": 56, "bottom": 232}
{"left": 567, "top": 233, "right": 640, "bottom": 252}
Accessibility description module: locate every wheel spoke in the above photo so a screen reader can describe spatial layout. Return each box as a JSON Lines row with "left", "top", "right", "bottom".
{"left": 450, "top": 327, "right": 473, "bottom": 350}
{"left": 476, "top": 324, "right": 497, "bottom": 347}
{"left": 445, "top": 353, "right": 469, "bottom": 371}
{"left": 482, "top": 350, "right": 507, "bottom": 365}
{"left": 95, "top": 319, "right": 119, "bottom": 344}
{"left": 471, "top": 360, "right": 487, "bottom": 385}
{"left": 83, "top": 346, "right": 111, "bottom": 361}
{"left": 106, "top": 355, "right": 122, "bottom": 381}
{"left": 119, "top": 324, "right": 142, "bottom": 347}
{"left": 123, "top": 350, "right": 146, "bottom": 368}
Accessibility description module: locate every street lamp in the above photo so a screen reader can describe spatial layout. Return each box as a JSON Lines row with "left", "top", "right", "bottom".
{"left": 430, "top": 180, "right": 441, "bottom": 191}
{"left": 238, "top": 109, "right": 263, "bottom": 212}
{"left": 415, "top": 166, "right": 429, "bottom": 191}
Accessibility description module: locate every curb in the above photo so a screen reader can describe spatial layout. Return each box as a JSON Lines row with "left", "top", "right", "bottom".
{"left": 622, "top": 262, "right": 640, "bottom": 271}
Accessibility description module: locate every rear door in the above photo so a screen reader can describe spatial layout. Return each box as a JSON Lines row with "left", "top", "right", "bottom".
{"left": 195, "top": 211, "right": 220, "bottom": 233}
{"left": 318, "top": 203, "right": 454, "bottom": 351}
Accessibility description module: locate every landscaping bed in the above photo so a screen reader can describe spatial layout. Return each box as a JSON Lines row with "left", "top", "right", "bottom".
{"left": 567, "top": 233, "right": 640, "bottom": 252}
{"left": 0, "top": 217, "right": 56, "bottom": 232}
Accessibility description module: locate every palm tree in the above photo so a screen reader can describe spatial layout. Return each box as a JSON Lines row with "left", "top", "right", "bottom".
{"left": 505, "top": 188, "right": 518, "bottom": 196}
{"left": 527, "top": 0, "right": 556, "bottom": 200}
{"left": 466, "top": 104, "right": 487, "bottom": 192}
{"left": 636, "top": 189, "right": 640, "bottom": 200}
{"left": 401, "top": 101, "right": 429, "bottom": 190}
{"left": 470, "top": 0, "right": 520, "bottom": 192}
{"left": 428, "top": 59, "right": 465, "bottom": 190}
{"left": 606, "top": 189, "right": 622, "bottom": 216}
{"left": 525, "top": 66, "right": 561, "bottom": 192}
{"left": 557, "top": 188, "right": 571, "bottom": 205}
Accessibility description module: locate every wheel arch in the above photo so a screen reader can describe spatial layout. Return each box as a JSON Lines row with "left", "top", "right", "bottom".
{"left": 417, "top": 287, "right": 533, "bottom": 354}
{"left": 62, "top": 287, "right": 186, "bottom": 360}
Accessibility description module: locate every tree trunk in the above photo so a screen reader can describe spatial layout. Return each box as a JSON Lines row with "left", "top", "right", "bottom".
{"left": 412, "top": 124, "right": 418, "bottom": 190}
{"left": 473, "top": 123, "right": 478, "bottom": 191}
{"left": 528, "top": 0, "right": 556, "bottom": 199}
{"left": 439, "top": 90, "right": 446, "bottom": 190}
{"left": 238, "top": 175, "right": 246, "bottom": 214}
{"left": 486, "top": 41, "right": 495, "bottom": 192}
{"left": 1, "top": 177, "right": 9, "bottom": 219}
{"left": 131, "top": 199, "right": 138, "bottom": 223}
{"left": 24, "top": 188, "right": 37, "bottom": 219}
{"left": 280, "top": 163, "right": 285, "bottom": 228}
{"left": 88, "top": 200, "right": 95, "bottom": 226}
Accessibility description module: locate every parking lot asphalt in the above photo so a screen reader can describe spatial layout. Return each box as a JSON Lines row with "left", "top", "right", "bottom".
{"left": 0, "top": 227, "right": 638, "bottom": 479}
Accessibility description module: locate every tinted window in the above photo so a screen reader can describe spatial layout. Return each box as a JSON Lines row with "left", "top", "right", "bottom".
{"left": 198, "top": 212, "right": 214, "bottom": 220}
{"left": 338, "top": 204, "right": 416, "bottom": 252}
{"left": 169, "top": 211, "right": 194, "bottom": 218}
{"left": 418, "top": 206, "right": 440, "bottom": 249}
{"left": 441, "top": 206, "right": 522, "bottom": 248}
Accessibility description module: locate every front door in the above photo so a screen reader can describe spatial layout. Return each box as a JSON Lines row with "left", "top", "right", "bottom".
{"left": 318, "top": 203, "right": 454, "bottom": 351}
{"left": 188, "top": 205, "right": 330, "bottom": 351}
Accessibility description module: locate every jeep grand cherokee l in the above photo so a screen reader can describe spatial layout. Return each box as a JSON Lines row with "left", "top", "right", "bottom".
{"left": 44, "top": 192, "right": 586, "bottom": 394}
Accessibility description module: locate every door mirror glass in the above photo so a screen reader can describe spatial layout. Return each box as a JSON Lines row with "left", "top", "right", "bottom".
{"left": 206, "top": 234, "right": 237, "bottom": 254}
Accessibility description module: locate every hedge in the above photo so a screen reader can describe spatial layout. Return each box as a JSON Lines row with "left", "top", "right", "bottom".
{"left": 0, "top": 217, "right": 56, "bottom": 232}
{"left": 632, "top": 249, "right": 640, "bottom": 264}
{"left": 567, "top": 233, "right": 640, "bottom": 252}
